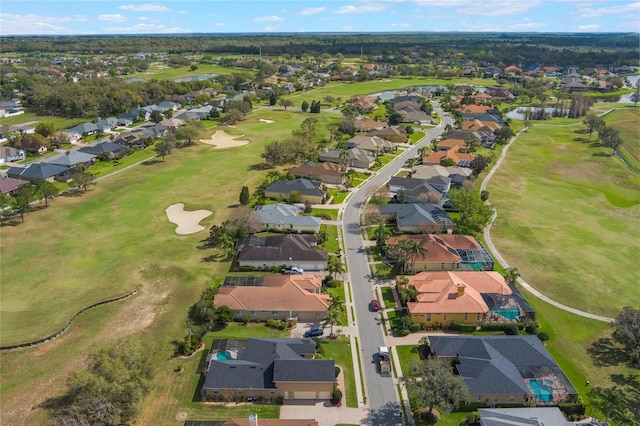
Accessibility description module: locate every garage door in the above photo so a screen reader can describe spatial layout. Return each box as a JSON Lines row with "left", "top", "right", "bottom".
{"left": 292, "top": 391, "right": 316, "bottom": 399}
{"left": 318, "top": 392, "right": 331, "bottom": 399}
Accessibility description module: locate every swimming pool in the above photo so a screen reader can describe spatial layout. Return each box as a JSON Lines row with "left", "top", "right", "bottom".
{"left": 216, "top": 350, "right": 233, "bottom": 360}
{"left": 491, "top": 307, "right": 520, "bottom": 320}
{"left": 529, "top": 379, "right": 553, "bottom": 402}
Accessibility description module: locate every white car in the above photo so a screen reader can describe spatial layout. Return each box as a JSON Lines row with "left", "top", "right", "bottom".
{"left": 283, "top": 266, "right": 304, "bottom": 274}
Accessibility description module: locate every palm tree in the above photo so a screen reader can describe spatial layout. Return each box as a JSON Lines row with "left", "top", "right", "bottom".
{"left": 374, "top": 223, "right": 389, "bottom": 252}
{"left": 396, "top": 276, "right": 418, "bottom": 305}
{"left": 326, "top": 295, "right": 345, "bottom": 337}
{"left": 503, "top": 267, "right": 520, "bottom": 285}
{"left": 327, "top": 255, "right": 345, "bottom": 281}
{"left": 405, "top": 239, "right": 427, "bottom": 272}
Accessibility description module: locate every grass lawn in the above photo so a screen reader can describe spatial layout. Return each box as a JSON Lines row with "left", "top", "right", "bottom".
{"left": 395, "top": 345, "right": 424, "bottom": 377}
{"left": 487, "top": 116, "right": 640, "bottom": 318}
{"left": 311, "top": 208, "right": 338, "bottom": 220}
{"left": 409, "top": 131, "right": 426, "bottom": 144}
{"left": 325, "top": 285, "right": 348, "bottom": 326}
{"left": 375, "top": 262, "right": 395, "bottom": 280}
{"left": 327, "top": 188, "right": 349, "bottom": 204}
{"left": 380, "top": 286, "right": 397, "bottom": 309}
{"left": 122, "top": 63, "right": 244, "bottom": 81}
{"left": 322, "top": 225, "right": 340, "bottom": 254}
{"left": 603, "top": 107, "right": 640, "bottom": 171}
{"left": 0, "top": 111, "right": 85, "bottom": 129}
{"left": 87, "top": 149, "right": 157, "bottom": 178}
{"left": 372, "top": 152, "right": 401, "bottom": 171}
{"left": 317, "top": 337, "right": 358, "bottom": 408}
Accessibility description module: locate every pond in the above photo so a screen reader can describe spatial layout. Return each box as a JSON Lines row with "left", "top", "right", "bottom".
{"left": 505, "top": 107, "right": 568, "bottom": 120}
{"left": 124, "top": 77, "right": 148, "bottom": 83}
{"left": 173, "top": 73, "right": 218, "bottom": 83}
{"left": 370, "top": 85, "right": 447, "bottom": 100}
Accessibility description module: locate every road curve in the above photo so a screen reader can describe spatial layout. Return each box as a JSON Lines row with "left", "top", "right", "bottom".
{"left": 481, "top": 128, "right": 615, "bottom": 323}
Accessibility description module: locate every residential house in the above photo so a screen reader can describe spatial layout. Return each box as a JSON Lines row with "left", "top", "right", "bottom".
{"left": 478, "top": 407, "right": 573, "bottom": 426}
{"left": 484, "top": 87, "right": 515, "bottom": 102}
{"left": 222, "top": 417, "right": 318, "bottom": 426}
{"left": 236, "top": 234, "right": 328, "bottom": 271}
{"left": 174, "top": 105, "right": 213, "bottom": 121}
{"left": 411, "top": 164, "right": 473, "bottom": 188}
{"left": 386, "top": 234, "right": 494, "bottom": 272}
{"left": 113, "top": 130, "right": 148, "bottom": 150}
{"left": 78, "top": 142, "right": 128, "bottom": 158}
{"left": 0, "top": 101, "right": 24, "bottom": 117}
{"left": 0, "top": 146, "right": 26, "bottom": 163}
{"left": 264, "top": 178, "right": 326, "bottom": 204}
{"left": 378, "top": 203, "right": 455, "bottom": 233}
{"left": 159, "top": 117, "right": 185, "bottom": 129}
{"left": 157, "top": 101, "right": 180, "bottom": 111}
{"left": 387, "top": 176, "right": 448, "bottom": 205}
{"left": 67, "top": 123, "right": 98, "bottom": 140}
{"left": 0, "top": 176, "right": 29, "bottom": 196}
{"left": 254, "top": 203, "right": 322, "bottom": 234}
{"left": 0, "top": 123, "right": 36, "bottom": 143}
{"left": 46, "top": 151, "right": 96, "bottom": 169}
{"left": 96, "top": 117, "right": 118, "bottom": 132}
{"left": 353, "top": 117, "right": 386, "bottom": 132}
{"left": 367, "top": 126, "right": 408, "bottom": 143}
{"left": 7, "top": 163, "right": 72, "bottom": 183}
{"left": 318, "top": 148, "right": 375, "bottom": 170}
{"left": 289, "top": 162, "right": 344, "bottom": 185}
{"left": 346, "top": 135, "right": 394, "bottom": 156}
{"left": 202, "top": 338, "right": 335, "bottom": 402}
{"left": 429, "top": 335, "right": 578, "bottom": 405}
{"left": 215, "top": 275, "right": 329, "bottom": 322}
{"left": 422, "top": 140, "right": 475, "bottom": 167}
{"left": 349, "top": 95, "right": 378, "bottom": 113}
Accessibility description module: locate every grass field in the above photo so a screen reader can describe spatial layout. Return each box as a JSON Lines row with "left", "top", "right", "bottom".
{"left": 0, "top": 111, "right": 85, "bottom": 129}
{"left": 0, "top": 108, "right": 340, "bottom": 425}
{"left": 317, "top": 337, "right": 358, "bottom": 408}
{"left": 603, "top": 107, "right": 640, "bottom": 170}
{"left": 487, "top": 114, "right": 640, "bottom": 318}
{"left": 122, "top": 63, "right": 246, "bottom": 81}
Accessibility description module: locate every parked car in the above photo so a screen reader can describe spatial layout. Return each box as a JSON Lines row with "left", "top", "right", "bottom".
{"left": 284, "top": 266, "right": 304, "bottom": 274}
{"left": 370, "top": 299, "right": 381, "bottom": 311}
{"left": 304, "top": 328, "right": 324, "bottom": 338}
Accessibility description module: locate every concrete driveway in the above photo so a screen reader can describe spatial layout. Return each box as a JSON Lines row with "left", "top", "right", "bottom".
{"left": 281, "top": 401, "right": 372, "bottom": 426}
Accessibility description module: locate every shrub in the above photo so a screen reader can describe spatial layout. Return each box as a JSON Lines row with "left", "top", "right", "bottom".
{"left": 467, "top": 412, "right": 479, "bottom": 424}
{"left": 409, "top": 323, "right": 421, "bottom": 333}
{"left": 331, "top": 389, "right": 343, "bottom": 404}
{"left": 558, "top": 403, "right": 585, "bottom": 417}
{"left": 275, "top": 396, "right": 284, "bottom": 404}
{"left": 525, "top": 324, "right": 538, "bottom": 335}
{"left": 537, "top": 331, "right": 550, "bottom": 342}
{"left": 450, "top": 321, "right": 478, "bottom": 333}
{"left": 335, "top": 366, "right": 341, "bottom": 378}
{"left": 504, "top": 324, "right": 520, "bottom": 335}
{"left": 421, "top": 411, "right": 438, "bottom": 425}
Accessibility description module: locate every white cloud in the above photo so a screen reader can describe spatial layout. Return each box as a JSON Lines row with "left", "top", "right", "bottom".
{"left": 299, "top": 7, "right": 326, "bottom": 16}
{"left": 578, "top": 24, "right": 602, "bottom": 31}
{"left": 390, "top": 22, "right": 410, "bottom": 28}
{"left": 253, "top": 15, "right": 284, "bottom": 22}
{"left": 334, "top": 3, "right": 387, "bottom": 14}
{"left": 0, "top": 13, "right": 88, "bottom": 35}
{"left": 262, "top": 26, "right": 280, "bottom": 31}
{"left": 509, "top": 22, "right": 549, "bottom": 30}
{"left": 118, "top": 4, "right": 170, "bottom": 12}
{"left": 454, "top": 0, "right": 543, "bottom": 17}
{"left": 577, "top": 2, "right": 640, "bottom": 18}
{"left": 104, "top": 23, "right": 189, "bottom": 33}
{"left": 215, "top": 22, "right": 225, "bottom": 27}
{"left": 342, "top": 25, "right": 354, "bottom": 30}
{"left": 98, "top": 14, "right": 126, "bottom": 22}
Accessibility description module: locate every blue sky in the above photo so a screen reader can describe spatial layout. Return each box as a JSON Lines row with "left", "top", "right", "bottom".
{"left": 1, "top": 1, "right": 638, "bottom": 35}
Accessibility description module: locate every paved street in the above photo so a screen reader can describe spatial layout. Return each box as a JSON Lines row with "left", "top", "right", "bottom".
{"left": 342, "top": 105, "right": 454, "bottom": 425}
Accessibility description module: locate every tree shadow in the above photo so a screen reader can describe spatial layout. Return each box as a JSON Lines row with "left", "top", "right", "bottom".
{"left": 572, "top": 137, "right": 592, "bottom": 143}
{"left": 141, "top": 159, "right": 163, "bottom": 166}
{"left": 574, "top": 129, "right": 590, "bottom": 134}
{"left": 202, "top": 254, "right": 223, "bottom": 262}
{"left": 248, "top": 162, "right": 271, "bottom": 171}
{"left": 587, "top": 337, "right": 628, "bottom": 367}
{"left": 364, "top": 401, "right": 403, "bottom": 426}
{"left": 191, "top": 348, "right": 211, "bottom": 402}
{"left": 589, "top": 141, "right": 603, "bottom": 148}
{"left": 592, "top": 152, "right": 613, "bottom": 157}
{"left": 61, "top": 188, "right": 85, "bottom": 197}
{"left": 610, "top": 373, "right": 640, "bottom": 420}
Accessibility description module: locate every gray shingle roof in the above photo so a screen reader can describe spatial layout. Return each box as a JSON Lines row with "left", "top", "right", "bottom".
{"left": 238, "top": 234, "right": 328, "bottom": 263}
{"left": 265, "top": 178, "right": 326, "bottom": 198}
{"left": 478, "top": 407, "right": 570, "bottom": 426}
{"left": 255, "top": 204, "right": 322, "bottom": 228}
{"left": 430, "top": 335, "right": 577, "bottom": 397}
{"left": 7, "top": 163, "right": 70, "bottom": 180}
{"left": 378, "top": 203, "right": 454, "bottom": 228}
{"left": 46, "top": 151, "right": 96, "bottom": 166}
{"left": 78, "top": 142, "right": 126, "bottom": 155}
{"left": 204, "top": 338, "right": 333, "bottom": 390}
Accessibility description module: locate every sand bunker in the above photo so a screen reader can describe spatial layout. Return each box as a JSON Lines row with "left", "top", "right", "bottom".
{"left": 165, "top": 203, "right": 212, "bottom": 235}
{"left": 199, "top": 130, "right": 249, "bottom": 149}
{"left": 259, "top": 118, "right": 275, "bottom": 124}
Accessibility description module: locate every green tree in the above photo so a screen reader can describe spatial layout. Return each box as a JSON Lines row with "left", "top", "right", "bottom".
{"left": 583, "top": 113, "right": 604, "bottom": 139}
{"left": 612, "top": 306, "right": 640, "bottom": 367}
{"left": 599, "top": 125, "right": 623, "bottom": 155}
{"left": 326, "top": 294, "right": 345, "bottom": 336}
{"left": 301, "top": 100, "right": 309, "bottom": 112}
{"left": 71, "top": 170, "right": 97, "bottom": 192}
{"left": 34, "top": 180, "right": 60, "bottom": 208}
{"left": 503, "top": 267, "right": 520, "bottom": 284}
{"left": 221, "top": 109, "right": 245, "bottom": 125}
{"left": 269, "top": 92, "right": 277, "bottom": 106}
{"left": 327, "top": 255, "right": 345, "bottom": 281}
{"left": 448, "top": 188, "right": 494, "bottom": 232}
{"left": 278, "top": 98, "right": 294, "bottom": 110}
{"left": 403, "top": 238, "right": 427, "bottom": 272}
{"left": 403, "top": 358, "right": 470, "bottom": 416}
{"left": 0, "top": 192, "right": 13, "bottom": 224}
{"left": 150, "top": 109, "right": 163, "bottom": 124}
{"left": 35, "top": 122, "right": 55, "bottom": 138}
{"left": 239, "top": 186, "right": 250, "bottom": 206}
{"left": 588, "top": 386, "right": 622, "bottom": 422}
{"left": 469, "top": 154, "right": 492, "bottom": 176}
{"left": 374, "top": 223, "right": 389, "bottom": 252}
{"left": 174, "top": 119, "right": 202, "bottom": 146}
{"left": 303, "top": 200, "right": 312, "bottom": 214}
{"left": 12, "top": 185, "right": 34, "bottom": 222}
{"left": 154, "top": 140, "right": 175, "bottom": 160}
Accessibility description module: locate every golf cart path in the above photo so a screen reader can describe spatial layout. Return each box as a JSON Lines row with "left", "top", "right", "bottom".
{"left": 481, "top": 128, "right": 615, "bottom": 323}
